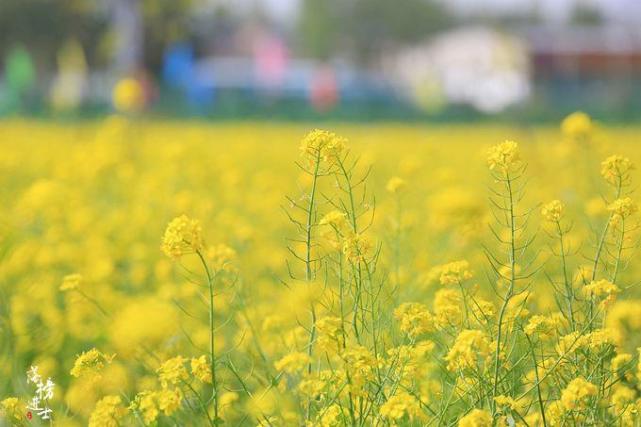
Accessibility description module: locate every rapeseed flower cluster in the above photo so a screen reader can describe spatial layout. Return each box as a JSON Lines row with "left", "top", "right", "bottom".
{"left": 70, "top": 348, "right": 115, "bottom": 381}
{"left": 541, "top": 199, "right": 564, "bottom": 222}
{"left": 1, "top": 114, "right": 641, "bottom": 425}
{"left": 161, "top": 214, "right": 204, "bottom": 258}
{"left": 486, "top": 140, "right": 521, "bottom": 174}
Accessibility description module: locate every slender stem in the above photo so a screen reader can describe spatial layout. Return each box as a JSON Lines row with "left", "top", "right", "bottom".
{"left": 306, "top": 153, "right": 321, "bottom": 282}
{"left": 589, "top": 181, "right": 621, "bottom": 330}
{"left": 338, "top": 159, "right": 364, "bottom": 342}
{"left": 196, "top": 250, "right": 219, "bottom": 424}
{"left": 304, "top": 151, "right": 321, "bottom": 421}
{"left": 338, "top": 160, "right": 358, "bottom": 233}
{"left": 77, "top": 290, "right": 109, "bottom": 317}
{"left": 184, "top": 379, "right": 216, "bottom": 426}
{"left": 611, "top": 218, "right": 625, "bottom": 284}
{"left": 458, "top": 281, "right": 471, "bottom": 329}
{"left": 591, "top": 220, "right": 611, "bottom": 283}
{"left": 393, "top": 194, "right": 402, "bottom": 290}
{"left": 592, "top": 181, "right": 622, "bottom": 282}
{"left": 556, "top": 221, "right": 575, "bottom": 330}
{"left": 337, "top": 250, "right": 357, "bottom": 425}
{"left": 518, "top": 309, "right": 602, "bottom": 400}
{"left": 525, "top": 335, "right": 548, "bottom": 427}
{"left": 492, "top": 172, "right": 516, "bottom": 413}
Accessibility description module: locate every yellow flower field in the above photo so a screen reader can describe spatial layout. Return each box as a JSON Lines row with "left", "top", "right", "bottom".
{"left": 2, "top": 115, "right": 641, "bottom": 426}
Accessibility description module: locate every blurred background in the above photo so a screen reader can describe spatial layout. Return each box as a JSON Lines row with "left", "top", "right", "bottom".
{"left": 2, "top": 0, "right": 641, "bottom": 121}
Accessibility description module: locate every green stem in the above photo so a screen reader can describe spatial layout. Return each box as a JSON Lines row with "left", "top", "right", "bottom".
{"left": 197, "top": 250, "right": 219, "bottom": 424}
{"left": 304, "top": 151, "right": 322, "bottom": 421}
{"left": 525, "top": 335, "right": 548, "bottom": 427}
{"left": 556, "top": 221, "right": 575, "bottom": 330}
{"left": 611, "top": 218, "right": 625, "bottom": 284}
{"left": 338, "top": 159, "right": 364, "bottom": 343}
{"left": 492, "top": 172, "right": 516, "bottom": 413}
{"left": 184, "top": 379, "right": 216, "bottom": 426}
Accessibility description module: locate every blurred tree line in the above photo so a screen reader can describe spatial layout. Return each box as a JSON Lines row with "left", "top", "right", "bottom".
{"left": 0, "top": 0, "right": 452, "bottom": 72}
{"left": 297, "top": 0, "right": 451, "bottom": 63}
{"left": 0, "top": 0, "right": 196, "bottom": 71}
{"left": 0, "top": 0, "right": 108, "bottom": 69}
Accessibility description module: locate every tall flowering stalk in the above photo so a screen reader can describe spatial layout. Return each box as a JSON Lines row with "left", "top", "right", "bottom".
{"left": 161, "top": 215, "right": 227, "bottom": 425}
{"left": 285, "top": 130, "right": 345, "bottom": 420}
{"left": 333, "top": 152, "right": 377, "bottom": 347}
{"left": 386, "top": 176, "right": 406, "bottom": 292}
{"left": 486, "top": 141, "right": 534, "bottom": 414}
{"left": 541, "top": 200, "right": 575, "bottom": 330}
{"left": 283, "top": 130, "right": 386, "bottom": 424}
{"left": 333, "top": 148, "right": 384, "bottom": 419}
{"left": 590, "top": 156, "right": 633, "bottom": 280}
{"left": 583, "top": 156, "right": 636, "bottom": 332}
{"left": 599, "top": 156, "right": 636, "bottom": 283}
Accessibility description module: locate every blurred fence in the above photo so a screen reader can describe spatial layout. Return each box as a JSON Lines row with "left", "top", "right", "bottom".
{"left": 3, "top": 81, "right": 641, "bottom": 123}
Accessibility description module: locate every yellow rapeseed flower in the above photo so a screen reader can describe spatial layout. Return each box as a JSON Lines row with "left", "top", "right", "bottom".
{"left": 445, "top": 329, "right": 491, "bottom": 372}
{"left": 274, "top": 352, "right": 311, "bottom": 374}
{"left": 88, "top": 395, "right": 127, "bottom": 427}
{"left": 0, "top": 397, "right": 25, "bottom": 423}
{"left": 394, "top": 302, "right": 435, "bottom": 337}
{"left": 439, "top": 260, "right": 473, "bottom": 285}
{"left": 583, "top": 279, "right": 620, "bottom": 309}
{"left": 300, "top": 129, "right": 347, "bottom": 166}
{"left": 379, "top": 392, "right": 424, "bottom": 421}
{"left": 607, "top": 197, "right": 638, "bottom": 221}
{"left": 601, "top": 155, "right": 634, "bottom": 185}
{"left": 161, "top": 215, "right": 204, "bottom": 259}
{"left": 60, "top": 273, "right": 83, "bottom": 291}
{"left": 561, "top": 377, "right": 597, "bottom": 411}
{"left": 70, "top": 348, "right": 115, "bottom": 380}
{"left": 386, "top": 176, "right": 406, "bottom": 194}
{"left": 190, "top": 355, "right": 212, "bottom": 383}
{"left": 157, "top": 356, "right": 188, "bottom": 388}
{"left": 342, "top": 232, "right": 372, "bottom": 263}
{"left": 458, "top": 408, "right": 492, "bottom": 427}
{"left": 131, "top": 391, "right": 159, "bottom": 424}
{"left": 541, "top": 200, "right": 564, "bottom": 222}
{"left": 486, "top": 140, "right": 521, "bottom": 173}
{"left": 317, "top": 404, "right": 342, "bottom": 426}
{"left": 524, "top": 314, "right": 564, "bottom": 340}
{"left": 206, "top": 243, "right": 236, "bottom": 271}
{"left": 561, "top": 111, "right": 592, "bottom": 140}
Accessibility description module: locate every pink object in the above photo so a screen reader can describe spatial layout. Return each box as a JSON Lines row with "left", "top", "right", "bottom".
{"left": 309, "top": 65, "right": 339, "bottom": 112}
{"left": 254, "top": 35, "right": 288, "bottom": 89}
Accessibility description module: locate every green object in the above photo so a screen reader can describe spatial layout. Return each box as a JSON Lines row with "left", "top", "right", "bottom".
{"left": 6, "top": 46, "right": 35, "bottom": 91}
{"left": 3, "top": 45, "right": 36, "bottom": 112}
